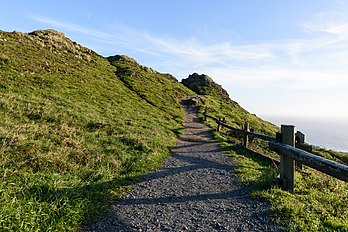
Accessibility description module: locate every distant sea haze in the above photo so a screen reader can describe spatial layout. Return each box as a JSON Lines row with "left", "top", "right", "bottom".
{"left": 262, "top": 115, "right": 348, "bottom": 153}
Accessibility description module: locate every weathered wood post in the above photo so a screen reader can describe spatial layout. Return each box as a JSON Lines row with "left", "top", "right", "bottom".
{"left": 296, "top": 131, "right": 305, "bottom": 144}
{"left": 243, "top": 122, "right": 250, "bottom": 147}
{"left": 295, "top": 131, "right": 305, "bottom": 170}
{"left": 280, "top": 125, "right": 295, "bottom": 193}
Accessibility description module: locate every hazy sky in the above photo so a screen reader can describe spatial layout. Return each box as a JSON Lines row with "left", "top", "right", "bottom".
{"left": 2, "top": 0, "right": 348, "bottom": 118}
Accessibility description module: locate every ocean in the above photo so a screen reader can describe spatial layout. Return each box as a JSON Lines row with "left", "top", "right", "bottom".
{"left": 261, "top": 116, "right": 348, "bottom": 153}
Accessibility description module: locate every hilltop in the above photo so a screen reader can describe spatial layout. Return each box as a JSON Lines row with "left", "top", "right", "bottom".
{"left": 182, "top": 73, "right": 230, "bottom": 99}
{"left": 107, "top": 54, "right": 194, "bottom": 118}
{"left": 0, "top": 29, "right": 193, "bottom": 231}
{"left": 182, "top": 73, "right": 278, "bottom": 135}
{"left": 1, "top": 29, "right": 346, "bottom": 231}
{"left": 0, "top": 29, "right": 276, "bottom": 230}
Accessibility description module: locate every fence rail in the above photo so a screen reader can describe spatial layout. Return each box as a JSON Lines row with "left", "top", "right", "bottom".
{"left": 269, "top": 141, "right": 348, "bottom": 182}
{"left": 203, "top": 109, "right": 348, "bottom": 192}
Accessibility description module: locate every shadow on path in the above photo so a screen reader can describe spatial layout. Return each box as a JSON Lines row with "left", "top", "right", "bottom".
{"left": 80, "top": 106, "right": 282, "bottom": 232}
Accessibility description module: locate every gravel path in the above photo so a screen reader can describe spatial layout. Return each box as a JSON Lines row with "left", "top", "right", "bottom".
{"left": 82, "top": 106, "right": 282, "bottom": 231}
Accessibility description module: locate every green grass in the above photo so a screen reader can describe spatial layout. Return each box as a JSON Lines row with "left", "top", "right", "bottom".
{"left": 194, "top": 88, "right": 348, "bottom": 231}
{"left": 0, "top": 29, "right": 193, "bottom": 231}
{"left": 200, "top": 95, "right": 279, "bottom": 135}
{"left": 312, "top": 147, "right": 348, "bottom": 166}
{"left": 225, "top": 142, "right": 348, "bottom": 231}
{"left": 2, "top": 28, "right": 347, "bottom": 231}
{"left": 108, "top": 55, "right": 196, "bottom": 120}
{"left": 259, "top": 169, "right": 348, "bottom": 231}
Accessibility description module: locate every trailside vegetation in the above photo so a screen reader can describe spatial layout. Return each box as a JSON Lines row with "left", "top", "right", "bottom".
{"left": 1, "top": 27, "right": 347, "bottom": 231}
{"left": 0, "top": 29, "right": 193, "bottom": 231}
{"left": 181, "top": 73, "right": 348, "bottom": 231}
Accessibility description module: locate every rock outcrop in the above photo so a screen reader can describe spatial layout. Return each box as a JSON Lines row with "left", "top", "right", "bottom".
{"left": 181, "top": 73, "right": 230, "bottom": 100}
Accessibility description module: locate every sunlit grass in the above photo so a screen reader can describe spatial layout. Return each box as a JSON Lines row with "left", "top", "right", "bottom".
{"left": 200, "top": 95, "right": 279, "bottom": 135}
{"left": 0, "top": 29, "right": 193, "bottom": 231}
{"left": 200, "top": 94, "right": 348, "bottom": 231}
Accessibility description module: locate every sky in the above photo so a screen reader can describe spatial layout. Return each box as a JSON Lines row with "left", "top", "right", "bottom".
{"left": 1, "top": 0, "right": 348, "bottom": 119}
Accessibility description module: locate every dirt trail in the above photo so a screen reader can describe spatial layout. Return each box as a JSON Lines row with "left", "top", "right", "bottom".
{"left": 82, "top": 106, "right": 282, "bottom": 231}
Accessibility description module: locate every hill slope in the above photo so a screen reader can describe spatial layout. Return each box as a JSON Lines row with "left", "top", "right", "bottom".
{"left": 2, "top": 29, "right": 346, "bottom": 231}
{"left": 107, "top": 55, "right": 195, "bottom": 120}
{"left": 0, "top": 29, "right": 192, "bottom": 231}
{"left": 182, "top": 73, "right": 278, "bottom": 135}
{"left": 182, "top": 73, "right": 348, "bottom": 231}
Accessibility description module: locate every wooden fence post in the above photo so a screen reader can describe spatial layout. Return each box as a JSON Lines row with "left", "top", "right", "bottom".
{"left": 295, "top": 131, "right": 305, "bottom": 170}
{"left": 280, "top": 125, "right": 295, "bottom": 193}
{"left": 243, "top": 122, "right": 250, "bottom": 147}
{"left": 249, "top": 128, "right": 254, "bottom": 144}
{"left": 203, "top": 108, "right": 207, "bottom": 121}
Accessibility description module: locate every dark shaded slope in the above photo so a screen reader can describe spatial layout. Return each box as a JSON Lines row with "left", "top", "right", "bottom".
{"left": 108, "top": 55, "right": 195, "bottom": 120}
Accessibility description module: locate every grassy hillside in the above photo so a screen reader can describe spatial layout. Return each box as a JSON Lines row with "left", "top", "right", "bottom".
{"left": 182, "top": 74, "right": 348, "bottom": 231}
{"left": 181, "top": 73, "right": 278, "bottom": 135}
{"left": 108, "top": 55, "right": 195, "bottom": 120}
{"left": 0, "top": 29, "right": 192, "bottom": 231}
{"left": 200, "top": 95, "right": 278, "bottom": 135}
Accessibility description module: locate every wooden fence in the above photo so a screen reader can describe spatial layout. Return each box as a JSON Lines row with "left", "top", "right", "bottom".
{"left": 203, "top": 109, "right": 348, "bottom": 192}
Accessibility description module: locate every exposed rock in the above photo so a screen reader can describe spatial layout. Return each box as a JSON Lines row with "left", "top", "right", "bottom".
{"left": 181, "top": 73, "right": 230, "bottom": 100}
{"left": 181, "top": 97, "right": 200, "bottom": 106}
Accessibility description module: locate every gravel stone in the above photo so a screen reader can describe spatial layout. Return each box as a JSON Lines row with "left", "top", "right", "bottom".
{"left": 81, "top": 106, "right": 283, "bottom": 232}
